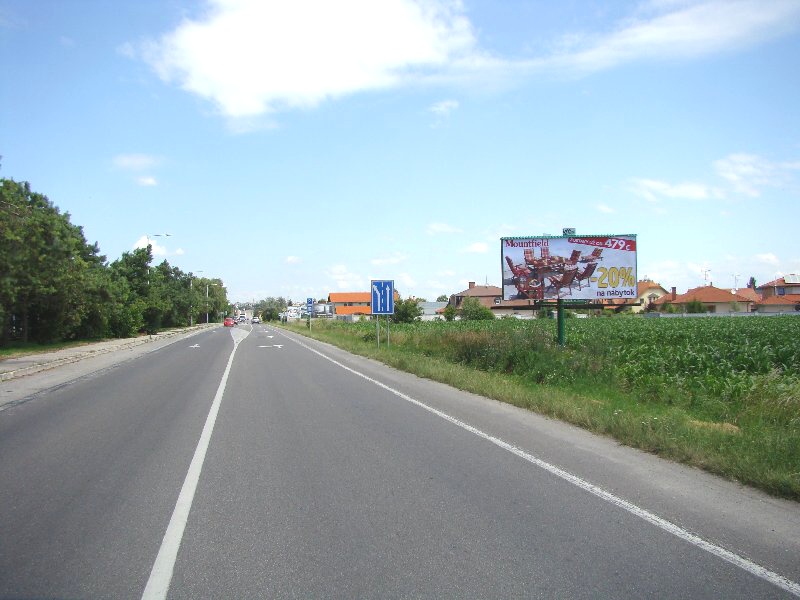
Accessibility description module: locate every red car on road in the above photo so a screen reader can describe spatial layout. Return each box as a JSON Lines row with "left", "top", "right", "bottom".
{"left": 223, "top": 317, "right": 236, "bottom": 327}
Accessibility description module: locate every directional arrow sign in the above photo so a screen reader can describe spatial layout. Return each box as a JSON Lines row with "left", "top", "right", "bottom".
{"left": 371, "top": 280, "right": 394, "bottom": 315}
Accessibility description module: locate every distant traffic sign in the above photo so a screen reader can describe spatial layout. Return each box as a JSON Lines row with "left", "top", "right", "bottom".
{"left": 371, "top": 280, "right": 394, "bottom": 315}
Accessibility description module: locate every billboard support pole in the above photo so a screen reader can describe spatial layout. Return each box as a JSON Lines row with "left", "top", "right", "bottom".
{"left": 557, "top": 299, "right": 566, "bottom": 347}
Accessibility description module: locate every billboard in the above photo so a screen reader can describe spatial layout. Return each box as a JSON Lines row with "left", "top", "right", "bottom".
{"left": 502, "top": 235, "right": 637, "bottom": 302}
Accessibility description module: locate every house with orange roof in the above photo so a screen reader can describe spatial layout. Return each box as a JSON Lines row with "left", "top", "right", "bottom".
{"left": 654, "top": 285, "right": 755, "bottom": 314}
{"left": 754, "top": 295, "right": 800, "bottom": 314}
{"left": 731, "top": 287, "right": 761, "bottom": 304}
{"left": 756, "top": 274, "right": 800, "bottom": 300}
{"left": 327, "top": 290, "right": 401, "bottom": 318}
{"left": 631, "top": 280, "right": 669, "bottom": 313}
{"left": 327, "top": 292, "right": 372, "bottom": 317}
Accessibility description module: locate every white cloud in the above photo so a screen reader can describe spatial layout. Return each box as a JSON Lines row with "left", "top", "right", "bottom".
{"left": 429, "top": 99, "right": 459, "bottom": 116}
{"left": 396, "top": 272, "right": 417, "bottom": 288}
{"left": 629, "top": 177, "right": 723, "bottom": 202}
{"left": 643, "top": 259, "right": 708, "bottom": 292}
{"left": 131, "top": 0, "right": 800, "bottom": 124}
{"left": 286, "top": 255, "right": 302, "bottom": 264}
{"left": 136, "top": 176, "right": 158, "bottom": 187}
{"left": 713, "top": 153, "right": 800, "bottom": 197}
{"left": 755, "top": 252, "right": 780, "bottom": 266}
{"left": 113, "top": 153, "right": 160, "bottom": 171}
{"left": 426, "top": 222, "right": 462, "bottom": 235}
{"left": 326, "top": 264, "right": 365, "bottom": 290}
{"left": 596, "top": 203, "right": 615, "bottom": 213}
{"left": 544, "top": 0, "right": 800, "bottom": 75}
{"left": 462, "top": 241, "right": 489, "bottom": 253}
{"left": 114, "top": 153, "right": 163, "bottom": 186}
{"left": 140, "top": 0, "right": 479, "bottom": 119}
{"left": 133, "top": 235, "right": 169, "bottom": 257}
{"left": 371, "top": 252, "right": 408, "bottom": 266}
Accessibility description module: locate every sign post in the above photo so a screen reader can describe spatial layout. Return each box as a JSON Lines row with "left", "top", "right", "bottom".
{"left": 371, "top": 280, "right": 395, "bottom": 348}
{"left": 306, "top": 297, "right": 313, "bottom": 329}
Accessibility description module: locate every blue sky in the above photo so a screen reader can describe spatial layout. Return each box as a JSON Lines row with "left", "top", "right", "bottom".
{"left": 2, "top": 0, "right": 799, "bottom": 303}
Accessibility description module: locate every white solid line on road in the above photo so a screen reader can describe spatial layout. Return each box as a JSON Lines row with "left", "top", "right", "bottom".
{"left": 141, "top": 329, "right": 249, "bottom": 600}
{"left": 285, "top": 333, "right": 800, "bottom": 598}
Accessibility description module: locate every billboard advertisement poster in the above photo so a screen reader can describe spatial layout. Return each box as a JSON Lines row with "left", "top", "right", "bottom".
{"left": 502, "top": 235, "right": 637, "bottom": 302}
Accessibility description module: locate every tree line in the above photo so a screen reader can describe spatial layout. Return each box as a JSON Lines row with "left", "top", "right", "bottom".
{"left": 1, "top": 178, "right": 229, "bottom": 346}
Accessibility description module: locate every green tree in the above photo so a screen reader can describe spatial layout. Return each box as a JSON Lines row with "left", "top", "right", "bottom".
{"left": 1, "top": 177, "right": 231, "bottom": 344}
{"left": 436, "top": 294, "right": 449, "bottom": 302}
{"left": 686, "top": 299, "right": 706, "bottom": 314}
{"left": 391, "top": 297, "right": 422, "bottom": 323}
{"left": 459, "top": 296, "right": 495, "bottom": 320}
{"left": 443, "top": 304, "right": 457, "bottom": 321}
{"left": 1, "top": 179, "right": 105, "bottom": 343}
{"left": 257, "top": 296, "right": 287, "bottom": 321}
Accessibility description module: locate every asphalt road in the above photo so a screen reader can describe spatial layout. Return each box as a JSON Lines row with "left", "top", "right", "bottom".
{"left": 1, "top": 325, "right": 798, "bottom": 598}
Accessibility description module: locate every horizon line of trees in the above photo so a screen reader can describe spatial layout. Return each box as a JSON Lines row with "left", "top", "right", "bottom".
{"left": 1, "top": 177, "right": 229, "bottom": 346}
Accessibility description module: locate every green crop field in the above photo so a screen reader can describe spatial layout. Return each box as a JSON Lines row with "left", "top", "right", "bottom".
{"left": 286, "top": 315, "right": 800, "bottom": 500}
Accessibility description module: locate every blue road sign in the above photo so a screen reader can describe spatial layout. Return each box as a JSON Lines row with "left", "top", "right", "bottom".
{"left": 371, "top": 280, "right": 394, "bottom": 315}
{"left": 306, "top": 297, "right": 313, "bottom": 312}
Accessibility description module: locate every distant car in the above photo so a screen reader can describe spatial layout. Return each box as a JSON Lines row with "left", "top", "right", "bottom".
{"left": 251, "top": 316, "right": 260, "bottom": 324}
{"left": 238, "top": 314, "right": 247, "bottom": 322}
{"left": 224, "top": 317, "right": 236, "bottom": 327}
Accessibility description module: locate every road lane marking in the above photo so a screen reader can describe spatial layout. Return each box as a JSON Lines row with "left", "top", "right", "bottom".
{"left": 141, "top": 328, "right": 249, "bottom": 600}
{"left": 285, "top": 333, "right": 800, "bottom": 598}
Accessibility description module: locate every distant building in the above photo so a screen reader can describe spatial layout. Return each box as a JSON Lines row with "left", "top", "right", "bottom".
{"left": 448, "top": 282, "right": 502, "bottom": 310}
{"left": 327, "top": 290, "right": 401, "bottom": 318}
{"left": 754, "top": 295, "right": 800, "bottom": 314}
{"left": 634, "top": 280, "right": 669, "bottom": 313}
{"left": 445, "top": 281, "right": 539, "bottom": 318}
{"left": 757, "top": 274, "right": 800, "bottom": 300}
{"left": 654, "top": 285, "right": 755, "bottom": 314}
{"left": 417, "top": 301, "right": 448, "bottom": 321}
{"left": 327, "top": 292, "right": 372, "bottom": 317}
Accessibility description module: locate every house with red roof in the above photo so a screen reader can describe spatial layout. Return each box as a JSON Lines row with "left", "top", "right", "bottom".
{"left": 756, "top": 275, "right": 800, "bottom": 300}
{"left": 654, "top": 285, "right": 756, "bottom": 314}
{"left": 448, "top": 282, "right": 502, "bottom": 311}
{"left": 755, "top": 295, "right": 800, "bottom": 313}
